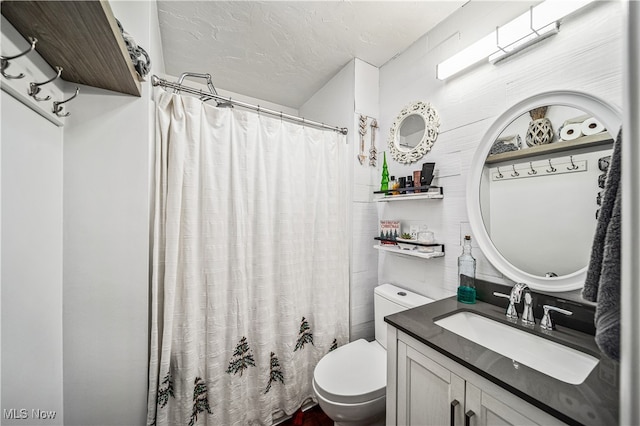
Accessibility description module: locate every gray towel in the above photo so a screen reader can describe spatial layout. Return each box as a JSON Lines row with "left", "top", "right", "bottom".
{"left": 582, "top": 129, "right": 621, "bottom": 361}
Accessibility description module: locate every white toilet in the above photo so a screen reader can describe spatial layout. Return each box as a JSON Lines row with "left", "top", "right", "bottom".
{"left": 312, "top": 284, "right": 434, "bottom": 426}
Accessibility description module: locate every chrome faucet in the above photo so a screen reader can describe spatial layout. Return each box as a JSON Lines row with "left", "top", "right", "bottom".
{"left": 493, "top": 283, "right": 535, "bottom": 325}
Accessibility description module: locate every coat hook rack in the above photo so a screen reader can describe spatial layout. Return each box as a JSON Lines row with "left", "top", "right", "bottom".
{"left": 528, "top": 161, "right": 537, "bottom": 175}
{"left": 52, "top": 87, "right": 79, "bottom": 117}
{"left": 28, "top": 66, "right": 63, "bottom": 101}
{"left": 546, "top": 159, "right": 557, "bottom": 173}
{"left": 511, "top": 164, "right": 519, "bottom": 177}
{"left": 567, "top": 155, "right": 579, "bottom": 170}
{"left": 1, "top": 37, "right": 37, "bottom": 79}
{"left": 496, "top": 166, "right": 504, "bottom": 179}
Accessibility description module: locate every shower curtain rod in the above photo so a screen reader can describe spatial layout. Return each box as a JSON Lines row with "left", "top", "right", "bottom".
{"left": 151, "top": 75, "right": 349, "bottom": 135}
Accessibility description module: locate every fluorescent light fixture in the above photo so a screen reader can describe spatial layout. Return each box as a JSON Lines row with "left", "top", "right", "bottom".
{"left": 436, "top": 0, "right": 595, "bottom": 80}
{"left": 489, "top": 22, "right": 559, "bottom": 63}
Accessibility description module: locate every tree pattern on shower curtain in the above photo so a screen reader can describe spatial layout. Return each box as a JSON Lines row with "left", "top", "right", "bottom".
{"left": 264, "top": 352, "right": 285, "bottom": 394}
{"left": 156, "top": 371, "right": 174, "bottom": 408}
{"left": 226, "top": 336, "right": 256, "bottom": 376}
{"left": 294, "top": 317, "right": 314, "bottom": 351}
{"left": 329, "top": 338, "right": 338, "bottom": 352}
{"left": 188, "top": 377, "right": 213, "bottom": 426}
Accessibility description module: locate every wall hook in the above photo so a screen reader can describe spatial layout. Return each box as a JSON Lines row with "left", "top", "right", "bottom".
{"left": 546, "top": 159, "right": 557, "bottom": 173}
{"left": 496, "top": 167, "right": 504, "bottom": 179}
{"left": 1, "top": 37, "right": 37, "bottom": 79}
{"left": 527, "top": 161, "right": 537, "bottom": 175}
{"left": 567, "top": 155, "right": 579, "bottom": 170}
{"left": 52, "top": 87, "right": 79, "bottom": 117}
{"left": 28, "top": 66, "right": 63, "bottom": 101}
{"left": 511, "top": 164, "right": 519, "bottom": 177}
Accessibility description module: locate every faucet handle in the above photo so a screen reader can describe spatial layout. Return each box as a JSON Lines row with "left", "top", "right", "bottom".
{"left": 493, "top": 292, "right": 518, "bottom": 319}
{"left": 521, "top": 292, "right": 535, "bottom": 326}
{"left": 540, "top": 305, "right": 573, "bottom": 330}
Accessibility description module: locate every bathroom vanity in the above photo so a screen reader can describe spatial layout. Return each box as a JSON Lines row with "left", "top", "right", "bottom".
{"left": 384, "top": 296, "right": 618, "bottom": 426}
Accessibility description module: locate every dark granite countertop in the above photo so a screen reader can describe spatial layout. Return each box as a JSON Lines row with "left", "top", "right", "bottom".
{"left": 385, "top": 296, "right": 618, "bottom": 426}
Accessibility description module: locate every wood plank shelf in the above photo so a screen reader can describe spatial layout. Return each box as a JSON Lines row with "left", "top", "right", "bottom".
{"left": 374, "top": 237, "right": 444, "bottom": 250}
{"left": 484, "top": 132, "right": 613, "bottom": 164}
{"left": 373, "top": 245, "right": 445, "bottom": 259}
{"left": 374, "top": 186, "right": 444, "bottom": 202}
{"left": 1, "top": 0, "right": 141, "bottom": 96}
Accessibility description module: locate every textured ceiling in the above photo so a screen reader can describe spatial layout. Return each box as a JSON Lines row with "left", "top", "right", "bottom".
{"left": 157, "top": 1, "right": 466, "bottom": 108}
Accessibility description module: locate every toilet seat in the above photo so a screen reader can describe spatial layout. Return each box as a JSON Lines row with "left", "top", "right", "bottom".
{"left": 313, "top": 339, "right": 386, "bottom": 404}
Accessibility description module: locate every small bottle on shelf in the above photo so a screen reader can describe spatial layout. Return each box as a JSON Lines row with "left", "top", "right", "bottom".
{"left": 406, "top": 175, "right": 414, "bottom": 194}
{"left": 389, "top": 176, "right": 397, "bottom": 195}
{"left": 398, "top": 176, "right": 406, "bottom": 194}
{"left": 457, "top": 235, "right": 476, "bottom": 304}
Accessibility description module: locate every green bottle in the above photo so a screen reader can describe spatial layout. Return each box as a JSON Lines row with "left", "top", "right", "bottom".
{"left": 381, "top": 151, "right": 389, "bottom": 192}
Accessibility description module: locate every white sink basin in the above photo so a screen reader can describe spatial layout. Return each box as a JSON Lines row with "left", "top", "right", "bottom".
{"left": 434, "top": 311, "right": 598, "bottom": 385}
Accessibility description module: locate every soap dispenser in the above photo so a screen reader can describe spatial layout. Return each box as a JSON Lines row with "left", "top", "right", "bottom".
{"left": 457, "top": 235, "right": 476, "bottom": 304}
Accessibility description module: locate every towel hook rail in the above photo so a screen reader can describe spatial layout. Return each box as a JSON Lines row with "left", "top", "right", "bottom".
{"left": 546, "top": 159, "right": 557, "bottom": 173}
{"left": 52, "top": 87, "right": 79, "bottom": 117}
{"left": 528, "top": 161, "right": 537, "bottom": 175}
{"left": 496, "top": 167, "right": 504, "bottom": 179}
{"left": 28, "top": 66, "right": 63, "bottom": 101}
{"left": 511, "top": 164, "right": 519, "bottom": 177}
{"left": 1, "top": 37, "right": 37, "bottom": 79}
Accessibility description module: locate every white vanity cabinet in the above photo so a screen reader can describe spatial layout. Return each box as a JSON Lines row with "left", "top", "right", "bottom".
{"left": 387, "top": 326, "right": 567, "bottom": 426}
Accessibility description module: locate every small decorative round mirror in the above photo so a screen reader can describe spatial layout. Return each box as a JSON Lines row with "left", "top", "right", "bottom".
{"left": 467, "top": 91, "right": 621, "bottom": 292}
{"left": 388, "top": 101, "right": 440, "bottom": 164}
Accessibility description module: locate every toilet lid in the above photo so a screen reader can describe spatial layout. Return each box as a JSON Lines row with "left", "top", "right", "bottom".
{"left": 313, "top": 339, "right": 386, "bottom": 404}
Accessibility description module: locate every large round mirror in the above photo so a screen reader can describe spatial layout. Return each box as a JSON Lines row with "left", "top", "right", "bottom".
{"left": 388, "top": 101, "right": 440, "bottom": 164}
{"left": 467, "top": 91, "right": 621, "bottom": 292}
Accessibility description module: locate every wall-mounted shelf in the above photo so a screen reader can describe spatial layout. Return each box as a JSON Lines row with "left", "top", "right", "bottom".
{"left": 485, "top": 132, "right": 613, "bottom": 164}
{"left": 1, "top": 0, "right": 141, "bottom": 96}
{"left": 374, "top": 238, "right": 445, "bottom": 260}
{"left": 374, "top": 186, "right": 444, "bottom": 202}
{"left": 374, "top": 245, "right": 445, "bottom": 260}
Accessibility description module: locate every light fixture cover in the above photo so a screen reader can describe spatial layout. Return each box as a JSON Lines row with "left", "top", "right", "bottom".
{"left": 436, "top": 0, "right": 595, "bottom": 80}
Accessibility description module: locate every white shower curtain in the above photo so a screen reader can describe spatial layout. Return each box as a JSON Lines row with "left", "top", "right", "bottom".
{"left": 147, "top": 92, "right": 349, "bottom": 426}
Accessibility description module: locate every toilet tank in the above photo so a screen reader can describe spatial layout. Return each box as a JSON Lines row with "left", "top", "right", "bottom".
{"left": 374, "top": 284, "right": 434, "bottom": 349}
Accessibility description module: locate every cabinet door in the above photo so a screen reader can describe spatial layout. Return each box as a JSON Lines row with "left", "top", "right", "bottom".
{"left": 465, "top": 382, "right": 556, "bottom": 426}
{"left": 397, "top": 341, "right": 465, "bottom": 426}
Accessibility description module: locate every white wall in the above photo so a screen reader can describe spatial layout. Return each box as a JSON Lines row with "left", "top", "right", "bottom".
{"left": 61, "top": 2, "right": 160, "bottom": 425}
{"left": 377, "top": 1, "right": 623, "bottom": 299}
{"left": 300, "top": 58, "right": 381, "bottom": 341}
{"left": 1, "top": 16, "right": 67, "bottom": 425}
{"left": 1, "top": 94, "right": 64, "bottom": 425}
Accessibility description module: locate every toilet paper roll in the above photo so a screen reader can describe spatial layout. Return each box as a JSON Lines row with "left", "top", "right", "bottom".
{"left": 581, "top": 117, "right": 605, "bottom": 136}
{"left": 564, "top": 114, "right": 591, "bottom": 125}
{"left": 559, "top": 123, "right": 582, "bottom": 141}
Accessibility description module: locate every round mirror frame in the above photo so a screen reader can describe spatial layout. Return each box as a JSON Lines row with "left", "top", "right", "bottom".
{"left": 467, "top": 91, "right": 621, "bottom": 292}
{"left": 388, "top": 101, "right": 440, "bottom": 164}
